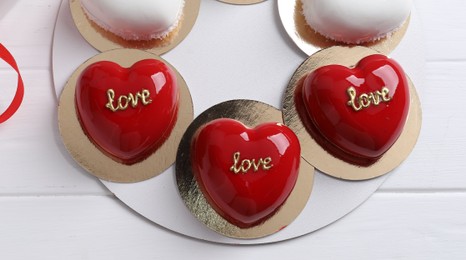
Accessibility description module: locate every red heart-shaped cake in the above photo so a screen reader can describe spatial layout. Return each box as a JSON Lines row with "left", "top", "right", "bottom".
{"left": 300, "top": 54, "right": 410, "bottom": 165}
{"left": 191, "top": 119, "right": 301, "bottom": 229}
{"left": 75, "top": 59, "right": 179, "bottom": 165}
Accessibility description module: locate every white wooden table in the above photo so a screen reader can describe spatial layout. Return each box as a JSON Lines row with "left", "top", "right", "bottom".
{"left": 0, "top": 0, "right": 465, "bottom": 259}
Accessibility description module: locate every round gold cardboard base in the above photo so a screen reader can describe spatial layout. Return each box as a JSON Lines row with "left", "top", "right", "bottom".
{"left": 70, "top": 0, "right": 201, "bottom": 55}
{"left": 277, "top": 0, "right": 409, "bottom": 56}
{"left": 218, "top": 0, "right": 266, "bottom": 5}
{"left": 58, "top": 49, "right": 194, "bottom": 183}
{"left": 282, "top": 46, "right": 422, "bottom": 180}
{"left": 176, "top": 100, "right": 314, "bottom": 239}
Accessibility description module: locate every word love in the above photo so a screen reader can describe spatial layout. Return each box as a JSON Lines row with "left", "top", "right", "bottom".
{"left": 105, "top": 88, "right": 152, "bottom": 112}
{"left": 347, "top": 86, "right": 391, "bottom": 112}
{"left": 229, "top": 152, "right": 273, "bottom": 174}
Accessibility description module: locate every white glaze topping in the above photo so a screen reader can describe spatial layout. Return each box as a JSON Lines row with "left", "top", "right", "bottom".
{"left": 301, "top": 0, "right": 412, "bottom": 44}
{"left": 81, "top": 0, "right": 184, "bottom": 41}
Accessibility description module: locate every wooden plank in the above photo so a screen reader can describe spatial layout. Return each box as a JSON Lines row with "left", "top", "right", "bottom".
{"left": 0, "top": 0, "right": 464, "bottom": 71}
{"left": 381, "top": 61, "right": 466, "bottom": 190}
{"left": 0, "top": 70, "right": 107, "bottom": 195}
{"left": 414, "top": 0, "right": 466, "bottom": 61}
{"left": 2, "top": 61, "right": 465, "bottom": 195}
{"left": 0, "top": 193, "right": 464, "bottom": 259}
{"left": 0, "top": 0, "right": 61, "bottom": 69}
{"left": 0, "top": 0, "right": 463, "bottom": 258}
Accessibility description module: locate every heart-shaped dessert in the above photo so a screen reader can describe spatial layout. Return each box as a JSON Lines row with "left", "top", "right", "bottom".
{"left": 75, "top": 59, "right": 179, "bottom": 165}
{"left": 191, "top": 119, "right": 301, "bottom": 229}
{"left": 80, "top": 0, "right": 184, "bottom": 41}
{"left": 301, "top": 0, "right": 412, "bottom": 44}
{"left": 300, "top": 54, "right": 410, "bottom": 165}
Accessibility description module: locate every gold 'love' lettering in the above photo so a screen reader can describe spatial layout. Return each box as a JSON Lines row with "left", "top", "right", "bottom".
{"left": 229, "top": 152, "right": 273, "bottom": 174}
{"left": 347, "top": 86, "right": 391, "bottom": 112}
{"left": 105, "top": 89, "right": 152, "bottom": 112}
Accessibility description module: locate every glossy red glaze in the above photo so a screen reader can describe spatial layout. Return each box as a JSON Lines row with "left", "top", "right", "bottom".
{"left": 75, "top": 59, "right": 179, "bottom": 165}
{"left": 301, "top": 54, "right": 410, "bottom": 164}
{"left": 191, "top": 119, "right": 301, "bottom": 229}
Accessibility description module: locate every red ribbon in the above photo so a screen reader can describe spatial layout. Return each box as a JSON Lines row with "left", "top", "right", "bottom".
{"left": 0, "top": 44, "right": 24, "bottom": 124}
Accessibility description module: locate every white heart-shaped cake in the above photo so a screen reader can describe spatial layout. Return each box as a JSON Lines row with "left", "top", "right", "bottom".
{"left": 301, "top": 0, "right": 412, "bottom": 44}
{"left": 81, "top": 0, "right": 184, "bottom": 41}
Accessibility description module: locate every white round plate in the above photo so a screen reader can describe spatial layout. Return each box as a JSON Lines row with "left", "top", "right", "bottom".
{"left": 52, "top": 0, "right": 424, "bottom": 244}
